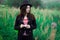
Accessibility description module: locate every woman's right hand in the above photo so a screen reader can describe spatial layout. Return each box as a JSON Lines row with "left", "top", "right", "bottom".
{"left": 20, "top": 24, "right": 24, "bottom": 28}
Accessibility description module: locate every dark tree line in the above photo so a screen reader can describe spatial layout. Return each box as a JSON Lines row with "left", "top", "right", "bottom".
{"left": 0, "top": 0, "right": 60, "bottom": 9}
{"left": 0, "top": 0, "right": 42, "bottom": 8}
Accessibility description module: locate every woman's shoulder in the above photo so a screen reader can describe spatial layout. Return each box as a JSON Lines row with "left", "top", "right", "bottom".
{"left": 29, "top": 13, "right": 35, "bottom": 20}
{"left": 30, "top": 13, "right": 35, "bottom": 17}
{"left": 16, "top": 14, "right": 21, "bottom": 20}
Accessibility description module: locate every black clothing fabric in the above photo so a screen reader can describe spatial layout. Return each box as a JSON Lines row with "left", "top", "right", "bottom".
{"left": 14, "top": 14, "right": 36, "bottom": 40}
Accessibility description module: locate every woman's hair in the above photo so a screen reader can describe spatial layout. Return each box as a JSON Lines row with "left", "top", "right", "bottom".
{"left": 19, "top": 5, "right": 35, "bottom": 20}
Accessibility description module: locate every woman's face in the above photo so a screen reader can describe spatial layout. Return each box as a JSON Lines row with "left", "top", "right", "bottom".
{"left": 26, "top": 5, "right": 31, "bottom": 13}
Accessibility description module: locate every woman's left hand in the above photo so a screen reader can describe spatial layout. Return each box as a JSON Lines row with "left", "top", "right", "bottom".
{"left": 24, "top": 24, "right": 30, "bottom": 28}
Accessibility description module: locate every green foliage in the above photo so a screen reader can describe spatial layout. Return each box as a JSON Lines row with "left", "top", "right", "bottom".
{"left": 2, "top": 0, "right": 23, "bottom": 7}
{"left": 45, "top": 1, "right": 60, "bottom": 9}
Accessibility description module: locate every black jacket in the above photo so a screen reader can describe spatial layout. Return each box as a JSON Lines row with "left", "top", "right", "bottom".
{"left": 14, "top": 14, "right": 37, "bottom": 40}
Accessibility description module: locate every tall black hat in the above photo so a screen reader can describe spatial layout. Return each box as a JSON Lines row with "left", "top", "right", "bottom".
{"left": 20, "top": 0, "right": 32, "bottom": 9}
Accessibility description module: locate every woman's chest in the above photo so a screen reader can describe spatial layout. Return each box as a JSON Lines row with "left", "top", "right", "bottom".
{"left": 19, "top": 16, "right": 32, "bottom": 24}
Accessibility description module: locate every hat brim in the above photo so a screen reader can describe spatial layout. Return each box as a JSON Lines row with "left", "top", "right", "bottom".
{"left": 20, "top": 4, "right": 32, "bottom": 9}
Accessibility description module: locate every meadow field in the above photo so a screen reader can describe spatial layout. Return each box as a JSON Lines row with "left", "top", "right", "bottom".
{"left": 0, "top": 5, "right": 60, "bottom": 40}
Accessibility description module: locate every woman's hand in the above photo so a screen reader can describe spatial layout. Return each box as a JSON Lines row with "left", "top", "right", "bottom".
{"left": 20, "top": 24, "right": 30, "bottom": 29}
{"left": 24, "top": 24, "right": 30, "bottom": 29}
{"left": 20, "top": 24, "right": 25, "bottom": 28}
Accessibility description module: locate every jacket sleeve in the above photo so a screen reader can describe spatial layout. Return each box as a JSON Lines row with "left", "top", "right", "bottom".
{"left": 30, "top": 17, "right": 37, "bottom": 30}
{"left": 14, "top": 15, "right": 23, "bottom": 30}
{"left": 28, "top": 16, "right": 37, "bottom": 30}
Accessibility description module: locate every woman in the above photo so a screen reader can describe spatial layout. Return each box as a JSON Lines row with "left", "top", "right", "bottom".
{"left": 14, "top": 0, "right": 37, "bottom": 40}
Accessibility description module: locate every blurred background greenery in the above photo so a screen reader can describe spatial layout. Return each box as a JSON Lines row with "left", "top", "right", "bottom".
{"left": 0, "top": 0, "right": 60, "bottom": 40}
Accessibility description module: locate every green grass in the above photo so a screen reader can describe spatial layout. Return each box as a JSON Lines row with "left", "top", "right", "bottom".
{"left": 0, "top": 5, "right": 60, "bottom": 40}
